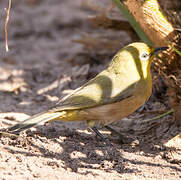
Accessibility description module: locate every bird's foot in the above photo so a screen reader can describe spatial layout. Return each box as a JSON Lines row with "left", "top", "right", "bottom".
{"left": 91, "top": 127, "right": 112, "bottom": 146}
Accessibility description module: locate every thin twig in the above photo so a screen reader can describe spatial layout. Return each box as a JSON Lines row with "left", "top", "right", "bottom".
{"left": 0, "top": 131, "right": 18, "bottom": 138}
{"left": 5, "top": 0, "right": 12, "bottom": 52}
{"left": 140, "top": 109, "right": 174, "bottom": 123}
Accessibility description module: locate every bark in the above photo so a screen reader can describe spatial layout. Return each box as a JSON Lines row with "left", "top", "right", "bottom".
{"left": 124, "top": 0, "right": 176, "bottom": 46}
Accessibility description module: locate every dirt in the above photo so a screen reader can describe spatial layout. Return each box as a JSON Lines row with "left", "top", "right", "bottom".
{"left": 0, "top": 0, "right": 181, "bottom": 179}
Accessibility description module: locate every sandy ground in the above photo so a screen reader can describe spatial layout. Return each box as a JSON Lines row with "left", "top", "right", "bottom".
{"left": 0, "top": 0, "right": 181, "bottom": 179}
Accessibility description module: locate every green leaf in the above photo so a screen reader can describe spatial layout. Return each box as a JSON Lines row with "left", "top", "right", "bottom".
{"left": 172, "top": 46, "right": 181, "bottom": 57}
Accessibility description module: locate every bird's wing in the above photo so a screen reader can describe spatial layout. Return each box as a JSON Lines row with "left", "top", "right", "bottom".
{"left": 50, "top": 70, "right": 138, "bottom": 112}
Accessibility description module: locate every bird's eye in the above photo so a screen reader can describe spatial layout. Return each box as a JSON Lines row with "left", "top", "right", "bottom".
{"left": 139, "top": 52, "right": 149, "bottom": 61}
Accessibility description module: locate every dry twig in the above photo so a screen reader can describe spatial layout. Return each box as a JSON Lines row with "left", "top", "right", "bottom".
{"left": 5, "top": 0, "right": 12, "bottom": 52}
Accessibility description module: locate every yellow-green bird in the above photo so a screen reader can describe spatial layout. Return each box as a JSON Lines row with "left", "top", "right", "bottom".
{"left": 8, "top": 42, "right": 167, "bottom": 145}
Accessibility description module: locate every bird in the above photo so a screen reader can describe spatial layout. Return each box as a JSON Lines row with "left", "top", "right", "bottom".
{"left": 7, "top": 42, "right": 168, "bottom": 145}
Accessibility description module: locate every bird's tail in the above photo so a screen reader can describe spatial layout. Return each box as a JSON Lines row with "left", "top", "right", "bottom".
{"left": 8, "top": 111, "right": 65, "bottom": 134}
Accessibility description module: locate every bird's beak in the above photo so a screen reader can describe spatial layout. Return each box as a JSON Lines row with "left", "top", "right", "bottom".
{"left": 151, "top": 47, "right": 168, "bottom": 56}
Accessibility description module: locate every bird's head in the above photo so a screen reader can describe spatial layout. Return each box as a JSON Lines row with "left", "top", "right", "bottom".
{"left": 123, "top": 42, "right": 168, "bottom": 78}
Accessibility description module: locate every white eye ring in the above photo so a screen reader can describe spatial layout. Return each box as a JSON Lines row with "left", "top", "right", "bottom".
{"left": 139, "top": 52, "right": 150, "bottom": 61}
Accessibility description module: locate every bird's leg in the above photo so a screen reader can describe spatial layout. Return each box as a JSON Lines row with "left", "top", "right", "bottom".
{"left": 105, "top": 125, "right": 128, "bottom": 144}
{"left": 91, "top": 127, "right": 111, "bottom": 146}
